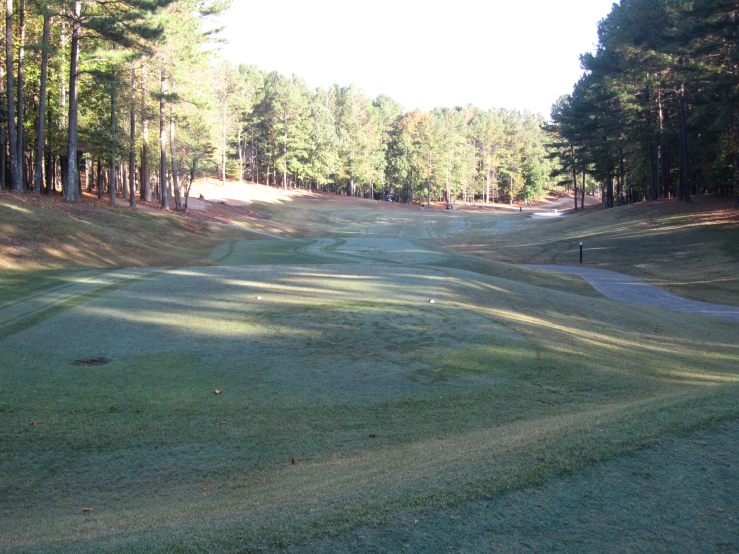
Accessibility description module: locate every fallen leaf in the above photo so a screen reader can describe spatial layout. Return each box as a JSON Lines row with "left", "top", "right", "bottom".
{"left": 82, "top": 508, "right": 93, "bottom": 513}
{"left": 214, "top": 389, "right": 222, "bottom": 395}
{"left": 29, "top": 421, "right": 36, "bottom": 426}
{"left": 220, "top": 420, "right": 227, "bottom": 425}
{"left": 369, "top": 433, "right": 377, "bottom": 438}
{"left": 202, "top": 488, "right": 211, "bottom": 492}
{"left": 291, "top": 458, "right": 296, "bottom": 465}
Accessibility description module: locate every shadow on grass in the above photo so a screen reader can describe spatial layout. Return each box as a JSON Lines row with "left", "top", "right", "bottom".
{"left": 1, "top": 263, "right": 737, "bottom": 552}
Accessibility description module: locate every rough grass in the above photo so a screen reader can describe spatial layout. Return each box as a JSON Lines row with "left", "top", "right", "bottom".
{"left": 0, "top": 192, "right": 237, "bottom": 271}
{"left": 0, "top": 188, "right": 738, "bottom": 552}
{"left": 433, "top": 196, "right": 739, "bottom": 306}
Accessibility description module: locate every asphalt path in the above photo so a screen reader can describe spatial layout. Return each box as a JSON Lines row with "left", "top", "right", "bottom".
{"left": 526, "top": 265, "right": 739, "bottom": 322}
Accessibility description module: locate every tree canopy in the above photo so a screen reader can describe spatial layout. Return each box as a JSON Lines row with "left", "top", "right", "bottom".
{"left": 4, "top": 0, "right": 735, "bottom": 208}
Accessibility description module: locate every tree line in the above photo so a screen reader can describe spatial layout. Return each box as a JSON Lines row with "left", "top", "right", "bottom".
{"left": 13, "top": 1, "right": 733, "bottom": 211}
{"left": 217, "top": 66, "right": 556, "bottom": 205}
{"left": 548, "top": 0, "right": 739, "bottom": 208}
{"left": 1, "top": 0, "right": 229, "bottom": 208}
{"left": 1, "top": 0, "right": 560, "bottom": 208}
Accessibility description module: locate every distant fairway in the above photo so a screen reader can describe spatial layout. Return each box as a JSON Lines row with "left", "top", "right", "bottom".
{"left": 1, "top": 191, "right": 737, "bottom": 552}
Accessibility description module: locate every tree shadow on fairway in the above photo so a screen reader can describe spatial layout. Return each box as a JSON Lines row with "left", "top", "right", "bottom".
{"left": 1, "top": 263, "right": 738, "bottom": 551}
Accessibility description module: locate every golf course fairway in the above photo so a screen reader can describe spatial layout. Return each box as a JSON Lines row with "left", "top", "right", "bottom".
{"left": 1, "top": 191, "right": 737, "bottom": 552}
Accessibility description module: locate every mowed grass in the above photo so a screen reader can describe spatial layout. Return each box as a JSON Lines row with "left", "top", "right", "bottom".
{"left": 1, "top": 263, "right": 738, "bottom": 552}
{"left": 0, "top": 188, "right": 738, "bottom": 552}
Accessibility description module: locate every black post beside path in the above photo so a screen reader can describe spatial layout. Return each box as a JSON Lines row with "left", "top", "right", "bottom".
{"left": 580, "top": 242, "right": 583, "bottom": 264}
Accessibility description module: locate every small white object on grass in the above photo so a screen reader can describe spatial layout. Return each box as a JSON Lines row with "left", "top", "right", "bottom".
{"left": 256, "top": 296, "right": 262, "bottom": 300}
{"left": 429, "top": 299, "right": 435, "bottom": 304}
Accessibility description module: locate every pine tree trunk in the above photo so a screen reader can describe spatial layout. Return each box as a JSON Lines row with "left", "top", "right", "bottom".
{"left": 0, "top": 137, "right": 6, "bottom": 191}
{"left": 84, "top": 157, "right": 90, "bottom": 191}
{"left": 96, "top": 158, "right": 102, "bottom": 199}
{"left": 570, "top": 143, "right": 578, "bottom": 210}
{"left": 169, "top": 105, "right": 182, "bottom": 210}
{"left": 509, "top": 173, "right": 514, "bottom": 206}
{"left": 678, "top": 83, "right": 690, "bottom": 202}
{"left": 33, "top": 10, "right": 50, "bottom": 195}
{"left": 109, "top": 159, "right": 116, "bottom": 204}
{"left": 109, "top": 83, "right": 117, "bottom": 206}
{"left": 6, "top": 0, "right": 20, "bottom": 192}
{"left": 64, "top": 0, "right": 81, "bottom": 201}
{"left": 607, "top": 163, "right": 614, "bottom": 208}
{"left": 581, "top": 167, "right": 586, "bottom": 209}
{"left": 620, "top": 155, "right": 626, "bottom": 205}
{"left": 140, "top": 66, "right": 150, "bottom": 201}
{"left": 646, "top": 86, "right": 656, "bottom": 201}
{"left": 16, "top": 0, "right": 24, "bottom": 189}
{"left": 221, "top": 101, "right": 226, "bottom": 187}
{"left": 129, "top": 68, "right": 136, "bottom": 208}
{"left": 159, "top": 69, "right": 168, "bottom": 210}
{"left": 43, "top": 149, "right": 51, "bottom": 193}
{"left": 0, "top": 59, "right": 4, "bottom": 192}
{"left": 250, "top": 134, "right": 255, "bottom": 182}
{"left": 485, "top": 155, "right": 490, "bottom": 205}
{"left": 237, "top": 128, "right": 243, "bottom": 183}
{"left": 254, "top": 142, "right": 258, "bottom": 184}
{"left": 283, "top": 111, "right": 288, "bottom": 192}
{"left": 659, "top": 92, "right": 670, "bottom": 199}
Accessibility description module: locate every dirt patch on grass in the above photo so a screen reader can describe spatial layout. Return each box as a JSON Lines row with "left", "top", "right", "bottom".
{"left": 71, "top": 357, "right": 110, "bottom": 367}
{"left": 185, "top": 199, "right": 270, "bottom": 226}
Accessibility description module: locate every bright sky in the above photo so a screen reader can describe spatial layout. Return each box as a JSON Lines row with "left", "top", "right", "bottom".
{"left": 219, "top": 0, "right": 616, "bottom": 119}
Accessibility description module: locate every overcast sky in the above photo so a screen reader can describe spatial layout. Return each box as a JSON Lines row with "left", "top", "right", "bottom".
{"left": 219, "top": 0, "right": 616, "bottom": 119}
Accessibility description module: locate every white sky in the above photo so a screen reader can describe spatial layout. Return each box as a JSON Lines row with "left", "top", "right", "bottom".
{"left": 219, "top": 0, "right": 616, "bottom": 119}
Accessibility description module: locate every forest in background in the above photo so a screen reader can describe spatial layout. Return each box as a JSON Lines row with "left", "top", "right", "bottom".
{"left": 549, "top": 0, "right": 739, "bottom": 207}
{"left": 0, "top": 0, "right": 737, "bottom": 209}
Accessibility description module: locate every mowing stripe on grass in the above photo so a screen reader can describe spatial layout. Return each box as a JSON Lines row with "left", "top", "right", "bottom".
{"left": 2, "top": 385, "right": 736, "bottom": 552}
{"left": 0, "top": 269, "right": 165, "bottom": 339}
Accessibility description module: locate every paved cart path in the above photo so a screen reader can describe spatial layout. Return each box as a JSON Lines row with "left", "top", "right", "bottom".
{"left": 526, "top": 265, "right": 739, "bottom": 322}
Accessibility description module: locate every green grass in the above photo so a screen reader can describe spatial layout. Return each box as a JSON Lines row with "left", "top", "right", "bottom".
{"left": 0, "top": 190, "right": 738, "bottom": 552}
{"left": 280, "top": 421, "right": 739, "bottom": 553}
